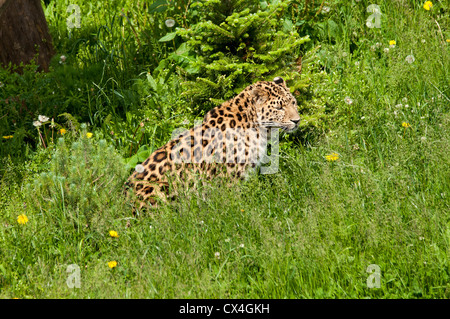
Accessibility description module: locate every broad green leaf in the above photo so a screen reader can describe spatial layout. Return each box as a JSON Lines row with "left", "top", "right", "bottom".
{"left": 159, "top": 32, "right": 177, "bottom": 42}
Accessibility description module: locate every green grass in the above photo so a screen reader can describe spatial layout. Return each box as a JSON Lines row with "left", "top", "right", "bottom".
{"left": 0, "top": 0, "right": 449, "bottom": 298}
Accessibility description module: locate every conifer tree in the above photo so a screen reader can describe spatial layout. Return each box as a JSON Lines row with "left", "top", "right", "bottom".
{"left": 170, "top": 0, "right": 309, "bottom": 112}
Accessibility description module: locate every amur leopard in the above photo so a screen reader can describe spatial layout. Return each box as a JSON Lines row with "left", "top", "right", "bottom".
{"left": 124, "top": 77, "right": 300, "bottom": 208}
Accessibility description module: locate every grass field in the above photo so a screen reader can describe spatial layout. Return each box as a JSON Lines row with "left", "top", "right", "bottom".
{"left": 0, "top": 0, "right": 449, "bottom": 298}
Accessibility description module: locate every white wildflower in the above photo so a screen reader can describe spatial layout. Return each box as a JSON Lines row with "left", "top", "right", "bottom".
{"left": 33, "top": 120, "right": 42, "bottom": 127}
{"left": 38, "top": 115, "right": 49, "bottom": 122}
{"left": 344, "top": 96, "right": 353, "bottom": 105}
{"left": 135, "top": 164, "right": 145, "bottom": 173}
{"left": 405, "top": 55, "right": 415, "bottom": 64}
{"left": 165, "top": 19, "right": 175, "bottom": 28}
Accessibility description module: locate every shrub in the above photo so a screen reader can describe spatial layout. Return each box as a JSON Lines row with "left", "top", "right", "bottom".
{"left": 24, "top": 124, "right": 128, "bottom": 233}
{"left": 166, "top": 0, "right": 309, "bottom": 112}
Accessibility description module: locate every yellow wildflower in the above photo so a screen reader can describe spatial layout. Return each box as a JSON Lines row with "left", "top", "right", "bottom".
{"left": 2, "top": 135, "right": 13, "bottom": 139}
{"left": 17, "top": 214, "right": 29, "bottom": 225}
{"left": 325, "top": 153, "right": 339, "bottom": 162}
{"left": 109, "top": 230, "right": 119, "bottom": 238}
{"left": 423, "top": 1, "right": 432, "bottom": 10}
{"left": 402, "top": 122, "right": 411, "bottom": 128}
{"left": 389, "top": 40, "right": 396, "bottom": 46}
{"left": 446, "top": 39, "right": 450, "bottom": 43}
{"left": 86, "top": 132, "right": 93, "bottom": 138}
{"left": 59, "top": 128, "right": 67, "bottom": 135}
{"left": 108, "top": 261, "right": 117, "bottom": 269}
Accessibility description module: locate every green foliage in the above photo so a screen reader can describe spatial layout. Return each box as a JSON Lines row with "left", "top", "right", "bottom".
{"left": 1, "top": 0, "right": 450, "bottom": 299}
{"left": 170, "top": 0, "right": 309, "bottom": 112}
{"left": 24, "top": 124, "right": 128, "bottom": 232}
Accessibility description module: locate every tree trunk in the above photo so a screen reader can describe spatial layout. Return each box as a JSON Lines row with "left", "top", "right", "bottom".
{"left": 0, "top": 0, "right": 55, "bottom": 72}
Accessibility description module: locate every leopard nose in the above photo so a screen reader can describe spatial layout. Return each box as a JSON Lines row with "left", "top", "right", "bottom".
{"left": 291, "top": 119, "right": 300, "bottom": 125}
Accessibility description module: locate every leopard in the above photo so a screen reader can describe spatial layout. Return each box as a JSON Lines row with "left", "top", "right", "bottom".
{"left": 124, "top": 77, "right": 301, "bottom": 208}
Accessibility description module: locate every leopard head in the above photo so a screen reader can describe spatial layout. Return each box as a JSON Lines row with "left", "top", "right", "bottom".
{"left": 250, "top": 77, "right": 300, "bottom": 132}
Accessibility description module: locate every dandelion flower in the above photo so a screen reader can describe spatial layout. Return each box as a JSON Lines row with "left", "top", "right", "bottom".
{"left": 402, "top": 122, "right": 411, "bottom": 128}
{"left": 3, "top": 135, "right": 13, "bottom": 139}
{"left": 389, "top": 40, "right": 396, "bottom": 48}
{"left": 86, "top": 132, "right": 93, "bottom": 138}
{"left": 165, "top": 19, "right": 175, "bottom": 28}
{"left": 447, "top": 39, "right": 450, "bottom": 43}
{"left": 38, "top": 115, "right": 49, "bottom": 123}
{"left": 33, "top": 121, "right": 42, "bottom": 127}
{"left": 325, "top": 153, "right": 339, "bottom": 162}
{"left": 405, "top": 55, "right": 415, "bottom": 64}
{"left": 135, "top": 164, "right": 145, "bottom": 173}
{"left": 17, "top": 214, "right": 29, "bottom": 225}
{"left": 108, "top": 261, "right": 117, "bottom": 269}
{"left": 59, "top": 128, "right": 67, "bottom": 135}
{"left": 109, "top": 230, "right": 119, "bottom": 238}
{"left": 423, "top": 1, "right": 432, "bottom": 10}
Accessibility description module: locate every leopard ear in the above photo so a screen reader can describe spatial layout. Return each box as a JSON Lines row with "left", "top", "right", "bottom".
{"left": 273, "top": 77, "right": 286, "bottom": 87}
{"left": 251, "top": 87, "right": 268, "bottom": 105}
